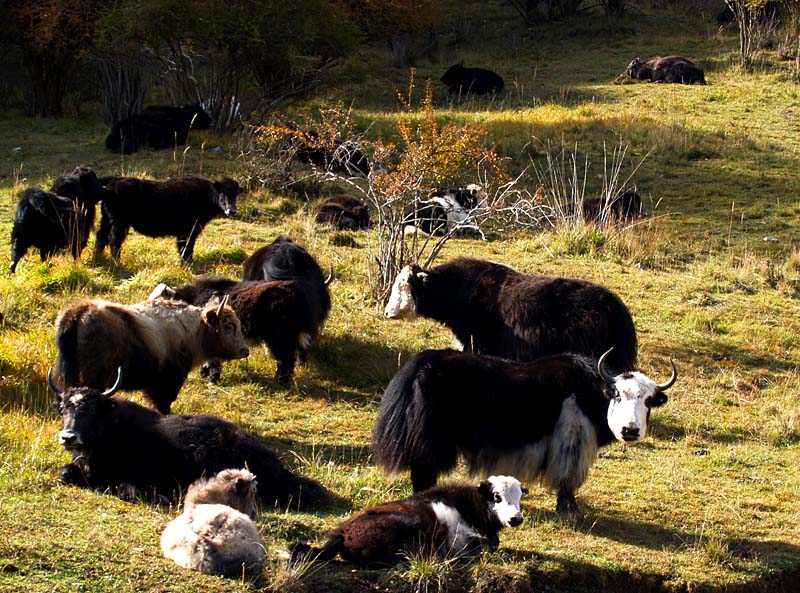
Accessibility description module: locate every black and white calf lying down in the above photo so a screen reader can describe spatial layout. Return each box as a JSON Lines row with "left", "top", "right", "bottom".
{"left": 50, "top": 371, "right": 334, "bottom": 510}
{"left": 373, "top": 349, "right": 676, "bottom": 514}
{"left": 292, "top": 476, "right": 525, "bottom": 566}
{"left": 402, "top": 185, "right": 486, "bottom": 238}
{"left": 385, "top": 257, "right": 638, "bottom": 373}
{"left": 161, "top": 469, "right": 266, "bottom": 576}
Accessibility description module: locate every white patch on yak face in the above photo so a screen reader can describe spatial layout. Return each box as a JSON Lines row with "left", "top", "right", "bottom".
{"left": 487, "top": 475, "right": 525, "bottom": 528}
{"left": 606, "top": 372, "right": 662, "bottom": 443}
{"left": 384, "top": 265, "right": 418, "bottom": 320}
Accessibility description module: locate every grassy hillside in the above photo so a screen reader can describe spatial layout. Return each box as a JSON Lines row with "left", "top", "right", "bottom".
{"left": 1, "top": 3, "right": 799, "bottom": 592}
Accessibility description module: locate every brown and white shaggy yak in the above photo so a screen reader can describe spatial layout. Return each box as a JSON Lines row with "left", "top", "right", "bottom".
{"left": 54, "top": 296, "right": 249, "bottom": 413}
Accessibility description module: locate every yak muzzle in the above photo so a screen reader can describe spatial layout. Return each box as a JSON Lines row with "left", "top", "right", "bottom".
{"left": 59, "top": 430, "right": 81, "bottom": 448}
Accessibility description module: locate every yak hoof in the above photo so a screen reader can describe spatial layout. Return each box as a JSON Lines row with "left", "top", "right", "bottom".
{"left": 275, "top": 372, "right": 292, "bottom": 387}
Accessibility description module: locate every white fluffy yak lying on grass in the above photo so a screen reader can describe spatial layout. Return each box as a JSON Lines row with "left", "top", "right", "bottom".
{"left": 161, "top": 468, "right": 266, "bottom": 576}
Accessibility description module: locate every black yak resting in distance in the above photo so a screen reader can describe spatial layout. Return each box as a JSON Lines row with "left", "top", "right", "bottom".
{"left": 105, "top": 103, "right": 213, "bottom": 154}
{"left": 372, "top": 348, "right": 676, "bottom": 514}
{"left": 624, "top": 56, "right": 706, "bottom": 85}
{"left": 291, "top": 476, "right": 526, "bottom": 566}
{"left": 10, "top": 165, "right": 103, "bottom": 273}
{"left": 384, "top": 257, "right": 638, "bottom": 373}
{"left": 95, "top": 175, "right": 243, "bottom": 263}
{"left": 440, "top": 63, "right": 504, "bottom": 95}
{"left": 55, "top": 296, "right": 249, "bottom": 414}
{"left": 50, "top": 372, "right": 335, "bottom": 510}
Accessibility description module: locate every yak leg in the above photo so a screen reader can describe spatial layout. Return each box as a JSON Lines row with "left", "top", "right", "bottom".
{"left": 177, "top": 222, "right": 203, "bottom": 262}
{"left": 58, "top": 462, "right": 89, "bottom": 487}
{"left": 265, "top": 334, "right": 297, "bottom": 386}
{"left": 145, "top": 372, "right": 186, "bottom": 414}
{"left": 94, "top": 205, "right": 112, "bottom": 257}
{"left": 108, "top": 223, "right": 129, "bottom": 262}
{"left": 9, "top": 236, "right": 26, "bottom": 274}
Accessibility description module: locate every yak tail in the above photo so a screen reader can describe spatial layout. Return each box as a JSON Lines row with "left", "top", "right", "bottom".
{"left": 55, "top": 305, "right": 84, "bottom": 388}
{"left": 289, "top": 531, "right": 344, "bottom": 565}
{"left": 372, "top": 351, "right": 456, "bottom": 478}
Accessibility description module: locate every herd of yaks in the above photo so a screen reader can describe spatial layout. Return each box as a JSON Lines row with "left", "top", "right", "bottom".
{"left": 7, "top": 57, "right": 703, "bottom": 574}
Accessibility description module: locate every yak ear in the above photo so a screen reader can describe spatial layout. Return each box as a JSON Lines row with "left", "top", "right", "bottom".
{"left": 478, "top": 480, "right": 494, "bottom": 501}
{"left": 415, "top": 270, "right": 429, "bottom": 285}
{"left": 202, "top": 299, "right": 221, "bottom": 327}
{"left": 647, "top": 392, "right": 669, "bottom": 408}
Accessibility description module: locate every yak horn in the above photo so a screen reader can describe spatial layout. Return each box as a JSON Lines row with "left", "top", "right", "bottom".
{"left": 216, "top": 294, "right": 229, "bottom": 316}
{"left": 101, "top": 367, "right": 123, "bottom": 398}
{"left": 656, "top": 359, "right": 678, "bottom": 391}
{"left": 324, "top": 265, "right": 334, "bottom": 286}
{"left": 47, "top": 368, "right": 63, "bottom": 396}
{"left": 597, "top": 348, "right": 616, "bottom": 383}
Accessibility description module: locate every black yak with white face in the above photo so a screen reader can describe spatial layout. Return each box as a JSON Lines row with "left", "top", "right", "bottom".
{"left": 95, "top": 175, "right": 242, "bottom": 262}
{"left": 55, "top": 296, "right": 249, "bottom": 414}
{"left": 440, "top": 63, "right": 504, "bottom": 95}
{"left": 624, "top": 56, "right": 706, "bottom": 85}
{"left": 161, "top": 468, "right": 266, "bottom": 576}
{"left": 10, "top": 166, "right": 102, "bottom": 273}
{"left": 292, "top": 476, "right": 526, "bottom": 566}
{"left": 105, "top": 103, "right": 213, "bottom": 154}
{"left": 314, "top": 195, "right": 370, "bottom": 230}
{"left": 50, "top": 374, "right": 334, "bottom": 510}
{"left": 151, "top": 274, "right": 318, "bottom": 386}
{"left": 385, "top": 257, "right": 637, "bottom": 373}
{"left": 373, "top": 349, "right": 676, "bottom": 514}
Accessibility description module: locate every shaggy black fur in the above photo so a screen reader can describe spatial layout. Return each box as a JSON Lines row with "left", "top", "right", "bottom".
{"left": 440, "top": 63, "right": 504, "bottom": 95}
{"left": 581, "top": 188, "right": 645, "bottom": 222}
{"left": 393, "top": 257, "right": 637, "bottom": 373}
{"left": 95, "top": 175, "right": 242, "bottom": 262}
{"left": 9, "top": 166, "right": 102, "bottom": 273}
{"left": 52, "top": 385, "right": 334, "bottom": 510}
{"left": 162, "top": 275, "right": 318, "bottom": 385}
{"left": 105, "top": 103, "right": 212, "bottom": 154}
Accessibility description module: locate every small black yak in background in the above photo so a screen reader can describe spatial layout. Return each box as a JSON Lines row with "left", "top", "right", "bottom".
{"left": 95, "top": 175, "right": 242, "bottom": 262}
{"left": 105, "top": 103, "right": 213, "bottom": 154}
{"left": 624, "top": 56, "right": 706, "bottom": 85}
{"left": 292, "top": 476, "right": 526, "bottom": 566}
{"left": 50, "top": 372, "right": 335, "bottom": 510}
{"left": 581, "top": 188, "right": 645, "bottom": 223}
{"left": 440, "top": 63, "right": 504, "bottom": 95}
{"left": 314, "top": 195, "right": 370, "bottom": 231}
{"left": 10, "top": 165, "right": 102, "bottom": 273}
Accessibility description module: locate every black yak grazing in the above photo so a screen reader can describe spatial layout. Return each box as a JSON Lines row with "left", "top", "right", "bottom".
{"left": 440, "top": 63, "right": 504, "bottom": 95}
{"left": 95, "top": 175, "right": 243, "bottom": 262}
{"left": 151, "top": 274, "right": 318, "bottom": 386}
{"left": 10, "top": 165, "right": 102, "bottom": 273}
{"left": 624, "top": 56, "right": 706, "bottom": 85}
{"left": 292, "top": 476, "right": 526, "bottom": 566}
{"left": 50, "top": 374, "right": 334, "bottom": 510}
{"left": 581, "top": 188, "right": 645, "bottom": 223}
{"left": 105, "top": 103, "right": 213, "bottom": 154}
{"left": 373, "top": 349, "right": 676, "bottom": 514}
{"left": 55, "top": 296, "right": 249, "bottom": 414}
{"left": 161, "top": 468, "right": 266, "bottom": 576}
{"left": 385, "top": 257, "right": 638, "bottom": 373}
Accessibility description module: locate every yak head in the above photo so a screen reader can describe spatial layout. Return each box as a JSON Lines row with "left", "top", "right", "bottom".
{"left": 49, "top": 367, "right": 122, "bottom": 451}
{"left": 599, "top": 349, "right": 677, "bottom": 443}
{"left": 213, "top": 178, "right": 244, "bottom": 217}
{"left": 440, "top": 62, "right": 465, "bottom": 86}
{"left": 624, "top": 58, "right": 643, "bottom": 79}
{"left": 186, "top": 468, "right": 259, "bottom": 519}
{"left": 384, "top": 264, "right": 427, "bottom": 320}
{"left": 201, "top": 296, "right": 250, "bottom": 360}
{"left": 184, "top": 103, "right": 213, "bottom": 130}
{"left": 478, "top": 475, "right": 528, "bottom": 528}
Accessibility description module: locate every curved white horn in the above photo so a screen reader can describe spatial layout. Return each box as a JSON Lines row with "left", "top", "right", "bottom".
{"left": 597, "top": 348, "right": 616, "bottom": 383}
{"left": 47, "top": 368, "right": 63, "bottom": 397}
{"left": 101, "top": 367, "right": 123, "bottom": 399}
{"left": 656, "top": 359, "right": 678, "bottom": 391}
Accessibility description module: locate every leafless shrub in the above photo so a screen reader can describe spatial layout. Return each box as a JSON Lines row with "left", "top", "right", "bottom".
{"left": 724, "top": 0, "right": 781, "bottom": 68}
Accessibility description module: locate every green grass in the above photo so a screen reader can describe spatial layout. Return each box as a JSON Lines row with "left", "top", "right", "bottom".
{"left": 1, "top": 3, "right": 800, "bottom": 592}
